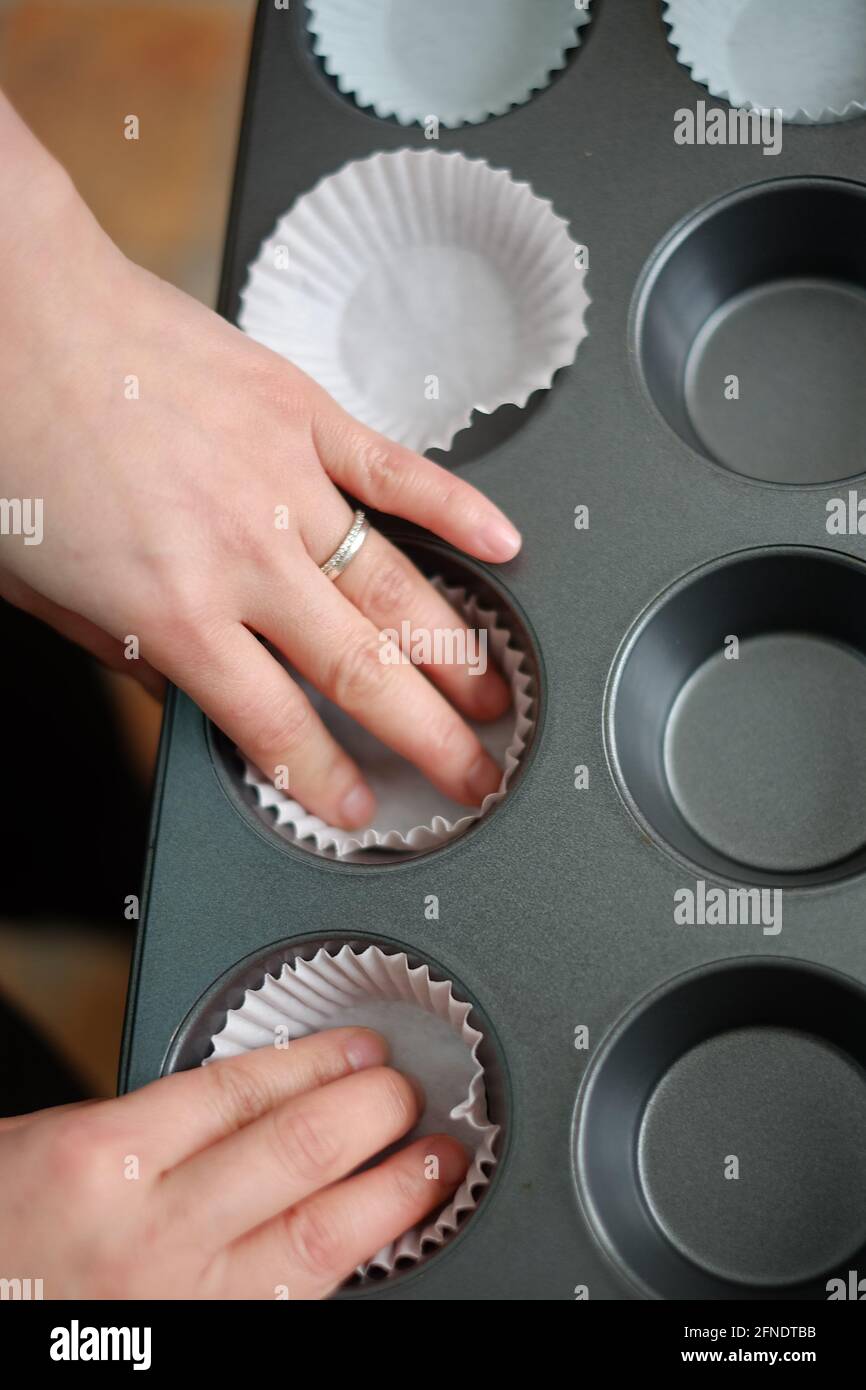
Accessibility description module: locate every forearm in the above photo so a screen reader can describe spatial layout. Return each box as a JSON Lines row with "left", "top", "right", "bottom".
{"left": 0, "top": 89, "right": 131, "bottom": 485}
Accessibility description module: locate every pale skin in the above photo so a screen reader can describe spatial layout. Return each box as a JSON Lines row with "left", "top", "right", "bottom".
{"left": 0, "top": 1029, "right": 468, "bottom": 1298}
{"left": 0, "top": 90, "right": 521, "bottom": 1293}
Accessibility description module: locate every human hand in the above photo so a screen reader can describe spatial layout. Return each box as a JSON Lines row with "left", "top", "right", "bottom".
{"left": 0, "top": 1027, "right": 466, "bottom": 1299}
{"left": 0, "top": 95, "right": 522, "bottom": 827}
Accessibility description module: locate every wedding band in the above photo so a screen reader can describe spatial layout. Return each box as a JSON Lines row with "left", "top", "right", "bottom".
{"left": 319, "top": 509, "right": 370, "bottom": 580}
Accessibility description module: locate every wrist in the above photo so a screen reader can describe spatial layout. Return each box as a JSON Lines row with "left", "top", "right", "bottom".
{"left": 0, "top": 91, "right": 72, "bottom": 230}
{"left": 0, "top": 89, "right": 124, "bottom": 293}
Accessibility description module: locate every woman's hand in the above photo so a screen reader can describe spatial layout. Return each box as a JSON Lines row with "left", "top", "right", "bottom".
{"left": 0, "top": 1028, "right": 466, "bottom": 1299}
{"left": 0, "top": 94, "right": 521, "bottom": 826}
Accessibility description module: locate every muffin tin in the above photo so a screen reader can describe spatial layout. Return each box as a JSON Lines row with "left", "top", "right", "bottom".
{"left": 121, "top": 0, "right": 866, "bottom": 1299}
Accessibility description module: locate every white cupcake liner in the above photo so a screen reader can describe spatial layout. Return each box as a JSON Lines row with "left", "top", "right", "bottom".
{"left": 206, "top": 945, "right": 498, "bottom": 1276}
{"left": 305, "top": 0, "right": 592, "bottom": 129}
{"left": 238, "top": 149, "right": 589, "bottom": 454}
{"left": 664, "top": 0, "right": 866, "bottom": 125}
{"left": 242, "top": 579, "right": 534, "bottom": 857}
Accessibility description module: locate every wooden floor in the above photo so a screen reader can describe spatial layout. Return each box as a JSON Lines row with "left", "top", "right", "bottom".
{"left": 0, "top": 0, "right": 255, "bottom": 1097}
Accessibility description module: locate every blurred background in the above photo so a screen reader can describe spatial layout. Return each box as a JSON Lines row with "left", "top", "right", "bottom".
{"left": 0, "top": 0, "right": 256, "bottom": 1097}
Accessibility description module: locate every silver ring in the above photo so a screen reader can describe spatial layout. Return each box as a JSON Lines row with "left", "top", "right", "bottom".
{"left": 319, "top": 509, "right": 370, "bottom": 581}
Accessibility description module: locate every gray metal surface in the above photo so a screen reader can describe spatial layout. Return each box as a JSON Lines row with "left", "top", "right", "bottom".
{"left": 635, "top": 177, "right": 866, "bottom": 484}
{"left": 606, "top": 546, "right": 866, "bottom": 886}
{"left": 120, "top": 0, "right": 866, "bottom": 1300}
{"left": 576, "top": 958, "right": 866, "bottom": 1300}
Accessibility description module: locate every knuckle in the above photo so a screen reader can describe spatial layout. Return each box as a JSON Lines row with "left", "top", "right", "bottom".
{"left": 151, "top": 580, "right": 220, "bottom": 661}
{"left": 240, "top": 357, "right": 304, "bottom": 420}
{"left": 363, "top": 560, "right": 413, "bottom": 624}
{"left": 267, "top": 376, "right": 314, "bottom": 432}
{"left": 282, "top": 1201, "right": 345, "bottom": 1282}
{"left": 389, "top": 1159, "right": 426, "bottom": 1212}
{"left": 206, "top": 1059, "right": 276, "bottom": 1132}
{"left": 427, "top": 715, "right": 469, "bottom": 769}
{"left": 221, "top": 511, "right": 273, "bottom": 565}
{"left": 355, "top": 437, "right": 404, "bottom": 500}
{"left": 372, "top": 1067, "right": 416, "bottom": 1135}
{"left": 438, "top": 478, "right": 468, "bottom": 515}
{"left": 269, "top": 1105, "right": 341, "bottom": 1184}
{"left": 330, "top": 632, "right": 385, "bottom": 707}
{"left": 304, "top": 1041, "right": 349, "bottom": 1092}
{"left": 247, "top": 689, "right": 313, "bottom": 765}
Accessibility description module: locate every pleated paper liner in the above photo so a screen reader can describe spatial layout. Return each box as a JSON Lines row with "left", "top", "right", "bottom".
{"left": 206, "top": 944, "right": 498, "bottom": 1278}
{"left": 305, "top": 0, "right": 592, "bottom": 129}
{"left": 665, "top": 0, "right": 866, "bottom": 124}
{"left": 238, "top": 149, "right": 589, "bottom": 455}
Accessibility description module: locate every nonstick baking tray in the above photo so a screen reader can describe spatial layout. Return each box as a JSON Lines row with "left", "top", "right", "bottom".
{"left": 120, "top": 0, "right": 866, "bottom": 1300}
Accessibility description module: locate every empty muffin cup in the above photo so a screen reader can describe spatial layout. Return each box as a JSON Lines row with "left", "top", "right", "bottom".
{"left": 635, "top": 177, "right": 866, "bottom": 484}
{"left": 240, "top": 575, "right": 535, "bottom": 861}
{"left": 664, "top": 0, "right": 866, "bottom": 124}
{"left": 238, "top": 149, "right": 589, "bottom": 454}
{"left": 305, "top": 0, "right": 592, "bottom": 128}
{"left": 606, "top": 547, "right": 866, "bottom": 887}
{"left": 205, "top": 943, "right": 499, "bottom": 1278}
{"left": 575, "top": 957, "right": 866, "bottom": 1299}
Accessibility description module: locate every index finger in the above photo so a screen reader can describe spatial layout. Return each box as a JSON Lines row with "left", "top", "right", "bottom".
{"left": 312, "top": 408, "right": 522, "bottom": 564}
{"left": 112, "top": 1028, "right": 388, "bottom": 1171}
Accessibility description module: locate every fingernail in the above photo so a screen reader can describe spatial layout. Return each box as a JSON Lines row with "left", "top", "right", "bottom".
{"left": 344, "top": 1029, "right": 388, "bottom": 1071}
{"left": 479, "top": 518, "right": 521, "bottom": 562}
{"left": 464, "top": 751, "right": 502, "bottom": 806}
{"left": 338, "top": 782, "right": 375, "bottom": 828}
{"left": 433, "top": 1138, "right": 469, "bottom": 1186}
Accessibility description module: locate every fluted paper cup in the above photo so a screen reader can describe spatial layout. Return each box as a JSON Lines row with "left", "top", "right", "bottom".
{"left": 241, "top": 578, "right": 533, "bottom": 857}
{"left": 206, "top": 944, "right": 498, "bottom": 1276}
{"left": 238, "top": 149, "right": 589, "bottom": 454}
{"left": 664, "top": 0, "right": 866, "bottom": 124}
{"left": 305, "top": 0, "right": 592, "bottom": 128}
